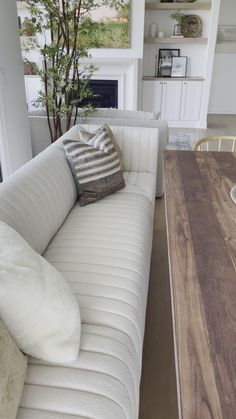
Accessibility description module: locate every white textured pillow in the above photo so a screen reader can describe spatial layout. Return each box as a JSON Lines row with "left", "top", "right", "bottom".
{"left": 0, "top": 222, "right": 81, "bottom": 364}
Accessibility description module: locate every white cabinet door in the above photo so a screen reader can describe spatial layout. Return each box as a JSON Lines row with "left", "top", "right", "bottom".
{"left": 180, "top": 81, "right": 203, "bottom": 121}
{"left": 161, "top": 81, "right": 182, "bottom": 121}
{"left": 142, "top": 81, "right": 162, "bottom": 114}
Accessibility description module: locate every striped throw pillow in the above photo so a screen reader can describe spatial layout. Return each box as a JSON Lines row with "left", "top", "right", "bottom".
{"left": 78, "top": 124, "right": 125, "bottom": 171}
{"left": 63, "top": 125, "right": 125, "bottom": 206}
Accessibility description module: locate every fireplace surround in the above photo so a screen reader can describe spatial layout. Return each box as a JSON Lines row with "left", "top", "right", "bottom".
{"left": 79, "top": 79, "right": 118, "bottom": 109}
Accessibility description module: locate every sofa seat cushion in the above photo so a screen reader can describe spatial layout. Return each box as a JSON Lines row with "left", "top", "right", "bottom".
{"left": 18, "top": 324, "right": 138, "bottom": 419}
{"left": 122, "top": 172, "right": 156, "bottom": 203}
{"left": 44, "top": 191, "right": 153, "bottom": 359}
{"left": 17, "top": 180, "right": 155, "bottom": 419}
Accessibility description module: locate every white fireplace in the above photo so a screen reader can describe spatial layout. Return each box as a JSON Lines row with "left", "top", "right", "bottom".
{"left": 25, "top": 58, "right": 140, "bottom": 112}
{"left": 81, "top": 58, "right": 140, "bottom": 110}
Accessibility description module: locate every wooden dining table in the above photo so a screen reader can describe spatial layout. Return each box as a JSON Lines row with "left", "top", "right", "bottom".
{"left": 163, "top": 150, "right": 236, "bottom": 419}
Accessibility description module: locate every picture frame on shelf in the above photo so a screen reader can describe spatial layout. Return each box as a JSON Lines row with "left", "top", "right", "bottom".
{"left": 171, "top": 56, "right": 188, "bottom": 77}
{"left": 158, "top": 49, "right": 180, "bottom": 77}
{"left": 18, "top": 16, "right": 21, "bottom": 30}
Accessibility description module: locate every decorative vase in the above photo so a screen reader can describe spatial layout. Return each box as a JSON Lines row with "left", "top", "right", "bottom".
{"left": 150, "top": 23, "right": 157, "bottom": 38}
{"left": 173, "top": 24, "right": 183, "bottom": 36}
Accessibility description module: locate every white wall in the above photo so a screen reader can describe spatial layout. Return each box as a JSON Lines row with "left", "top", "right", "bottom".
{"left": 208, "top": 0, "right": 236, "bottom": 114}
{"left": 218, "top": 0, "right": 236, "bottom": 24}
{"left": 0, "top": 0, "right": 32, "bottom": 179}
{"left": 209, "top": 54, "right": 236, "bottom": 114}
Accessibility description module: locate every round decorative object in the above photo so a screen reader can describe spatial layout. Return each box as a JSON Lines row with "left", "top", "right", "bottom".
{"left": 182, "top": 14, "right": 202, "bottom": 38}
{"left": 230, "top": 185, "right": 236, "bottom": 204}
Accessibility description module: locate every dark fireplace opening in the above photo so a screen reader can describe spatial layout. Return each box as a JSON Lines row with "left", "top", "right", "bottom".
{"left": 79, "top": 79, "right": 118, "bottom": 109}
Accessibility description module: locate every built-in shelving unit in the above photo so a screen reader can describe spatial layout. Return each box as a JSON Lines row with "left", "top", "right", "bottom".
{"left": 142, "top": 0, "right": 221, "bottom": 129}
{"left": 145, "top": 37, "right": 208, "bottom": 44}
{"left": 145, "top": 2, "right": 212, "bottom": 11}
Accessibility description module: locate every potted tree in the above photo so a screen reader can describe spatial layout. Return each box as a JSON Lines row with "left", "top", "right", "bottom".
{"left": 23, "top": 0, "right": 126, "bottom": 142}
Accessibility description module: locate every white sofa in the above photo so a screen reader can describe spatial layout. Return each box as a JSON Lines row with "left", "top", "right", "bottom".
{"left": 28, "top": 113, "right": 168, "bottom": 197}
{"left": 0, "top": 123, "right": 161, "bottom": 419}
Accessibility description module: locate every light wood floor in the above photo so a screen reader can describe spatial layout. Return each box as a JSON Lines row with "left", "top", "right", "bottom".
{"left": 170, "top": 114, "right": 236, "bottom": 139}
{"left": 139, "top": 197, "right": 179, "bottom": 419}
{"left": 139, "top": 114, "right": 236, "bottom": 419}
{"left": 207, "top": 114, "right": 236, "bottom": 134}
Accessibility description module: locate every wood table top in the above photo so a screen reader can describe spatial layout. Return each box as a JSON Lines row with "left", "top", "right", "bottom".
{"left": 163, "top": 151, "right": 236, "bottom": 419}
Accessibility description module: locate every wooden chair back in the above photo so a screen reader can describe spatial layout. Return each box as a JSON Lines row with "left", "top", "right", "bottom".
{"left": 194, "top": 136, "right": 236, "bottom": 152}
